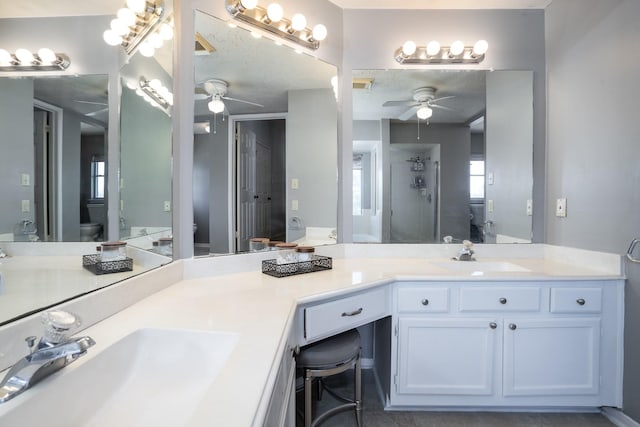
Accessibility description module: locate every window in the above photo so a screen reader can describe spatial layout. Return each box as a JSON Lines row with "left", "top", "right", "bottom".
{"left": 469, "top": 159, "right": 485, "bottom": 199}
{"left": 90, "top": 157, "right": 105, "bottom": 199}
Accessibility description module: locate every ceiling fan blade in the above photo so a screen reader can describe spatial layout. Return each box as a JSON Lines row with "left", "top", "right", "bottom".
{"left": 221, "top": 95, "right": 264, "bottom": 108}
{"left": 430, "top": 104, "right": 454, "bottom": 111}
{"left": 76, "top": 100, "right": 108, "bottom": 106}
{"left": 398, "top": 105, "right": 419, "bottom": 121}
{"left": 383, "top": 100, "right": 418, "bottom": 107}
{"left": 194, "top": 93, "right": 209, "bottom": 101}
{"left": 86, "top": 107, "right": 109, "bottom": 117}
{"left": 431, "top": 95, "right": 455, "bottom": 103}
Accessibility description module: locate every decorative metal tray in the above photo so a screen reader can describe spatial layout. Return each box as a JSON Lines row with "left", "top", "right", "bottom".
{"left": 262, "top": 255, "right": 332, "bottom": 278}
{"left": 82, "top": 254, "right": 133, "bottom": 275}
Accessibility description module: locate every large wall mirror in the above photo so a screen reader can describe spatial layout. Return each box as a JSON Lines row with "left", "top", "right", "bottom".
{"left": 352, "top": 69, "right": 533, "bottom": 245}
{"left": 192, "top": 10, "right": 338, "bottom": 256}
{"left": 0, "top": 2, "right": 173, "bottom": 326}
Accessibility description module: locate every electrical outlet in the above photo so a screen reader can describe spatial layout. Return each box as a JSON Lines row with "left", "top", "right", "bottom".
{"left": 526, "top": 199, "right": 533, "bottom": 216}
{"left": 291, "top": 178, "right": 299, "bottom": 189}
{"left": 21, "top": 173, "right": 30, "bottom": 186}
{"left": 487, "top": 172, "right": 494, "bottom": 185}
{"left": 21, "top": 200, "right": 30, "bottom": 212}
{"left": 487, "top": 199, "right": 494, "bottom": 213}
{"left": 556, "top": 198, "right": 567, "bottom": 217}
{"left": 291, "top": 200, "right": 299, "bottom": 211}
{"left": 164, "top": 201, "right": 171, "bottom": 212}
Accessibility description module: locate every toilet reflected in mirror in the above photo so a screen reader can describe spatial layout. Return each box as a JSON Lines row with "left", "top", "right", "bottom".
{"left": 80, "top": 202, "right": 106, "bottom": 242}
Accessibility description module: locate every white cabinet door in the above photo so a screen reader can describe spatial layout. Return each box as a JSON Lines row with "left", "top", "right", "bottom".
{"left": 396, "top": 317, "right": 499, "bottom": 396}
{"left": 502, "top": 317, "right": 601, "bottom": 397}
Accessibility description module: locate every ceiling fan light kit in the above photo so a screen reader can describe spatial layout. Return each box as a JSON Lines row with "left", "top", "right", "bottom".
{"left": 0, "top": 48, "right": 70, "bottom": 71}
{"left": 395, "top": 39, "right": 488, "bottom": 64}
{"left": 383, "top": 86, "right": 454, "bottom": 122}
{"left": 225, "top": 0, "right": 327, "bottom": 50}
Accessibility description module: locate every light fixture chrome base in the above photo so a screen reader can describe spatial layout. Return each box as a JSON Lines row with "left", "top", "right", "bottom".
{"left": 0, "top": 53, "right": 70, "bottom": 72}
{"left": 122, "top": 0, "right": 165, "bottom": 55}
{"left": 395, "top": 46, "right": 485, "bottom": 64}
{"left": 225, "top": 0, "right": 319, "bottom": 50}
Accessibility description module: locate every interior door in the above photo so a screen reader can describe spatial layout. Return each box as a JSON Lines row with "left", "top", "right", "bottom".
{"left": 255, "top": 141, "right": 271, "bottom": 240}
{"left": 236, "top": 123, "right": 257, "bottom": 252}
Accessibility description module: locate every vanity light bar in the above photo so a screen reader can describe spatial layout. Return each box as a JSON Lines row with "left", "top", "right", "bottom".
{"left": 0, "top": 49, "right": 70, "bottom": 71}
{"left": 103, "top": 0, "right": 166, "bottom": 57}
{"left": 138, "top": 76, "right": 173, "bottom": 115}
{"left": 225, "top": 0, "right": 327, "bottom": 50}
{"left": 395, "top": 40, "right": 488, "bottom": 64}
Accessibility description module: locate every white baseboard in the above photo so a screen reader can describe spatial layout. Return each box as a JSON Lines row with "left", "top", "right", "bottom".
{"left": 602, "top": 407, "right": 640, "bottom": 427}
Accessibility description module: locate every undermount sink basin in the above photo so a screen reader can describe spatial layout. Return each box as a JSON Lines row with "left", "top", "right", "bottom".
{"left": 433, "top": 261, "right": 531, "bottom": 273}
{"left": 0, "top": 328, "right": 239, "bottom": 426}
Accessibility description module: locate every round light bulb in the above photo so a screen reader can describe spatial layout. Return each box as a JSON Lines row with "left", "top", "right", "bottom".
{"left": 426, "top": 40, "right": 441, "bottom": 56}
{"left": 291, "top": 13, "right": 307, "bottom": 31}
{"left": 416, "top": 106, "right": 433, "bottom": 120}
{"left": 158, "top": 86, "right": 170, "bottom": 97}
{"left": 138, "top": 41, "right": 155, "bottom": 57}
{"left": 312, "top": 24, "right": 327, "bottom": 41}
{"left": 111, "top": 18, "right": 130, "bottom": 37}
{"left": 240, "top": 0, "right": 258, "bottom": 10}
{"left": 165, "top": 93, "right": 174, "bottom": 105}
{"left": 208, "top": 98, "right": 225, "bottom": 114}
{"left": 450, "top": 40, "right": 465, "bottom": 56}
{"left": 135, "top": 88, "right": 145, "bottom": 97}
{"left": 148, "top": 32, "right": 164, "bottom": 49}
{"left": 103, "top": 29, "right": 123, "bottom": 46}
{"left": 402, "top": 40, "right": 416, "bottom": 56}
{"left": 473, "top": 39, "right": 489, "bottom": 56}
{"left": 159, "top": 23, "right": 174, "bottom": 40}
{"left": 149, "top": 79, "right": 162, "bottom": 90}
{"left": 37, "top": 48, "right": 57, "bottom": 64}
{"left": 267, "top": 3, "right": 284, "bottom": 22}
{"left": 126, "top": 0, "right": 147, "bottom": 14}
{"left": 15, "top": 48, "right": 34, "bottom": 64}
{"left": 0, "top": 49, "right": 12, "bottom": 64}
{"left": 117, "top": 8, "right": 137, "bottom": 27}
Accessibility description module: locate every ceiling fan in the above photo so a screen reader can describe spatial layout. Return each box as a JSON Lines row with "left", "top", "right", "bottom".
{"left": 383, "top": 87, "right": 454, "bottom": 121}
{"left": 74, "top": 100, "right": 108, "bottom": 118}
{"left": 195, "top": 79, "right": 264, "bottom": 113}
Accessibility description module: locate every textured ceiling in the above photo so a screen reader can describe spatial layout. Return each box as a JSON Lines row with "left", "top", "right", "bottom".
{"left": 328, "top": 0, "right": 552, "bottom": 9}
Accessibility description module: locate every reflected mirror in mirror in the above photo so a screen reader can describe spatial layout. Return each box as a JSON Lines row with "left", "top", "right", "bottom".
{"left": 352, "top": 69, "right": 533, "bottom": 245}
{"left": 192, "top": 10, "right": 338, "bottom": 256}
{"left": 0, "top": 74, "right": 109, "bottom": 243}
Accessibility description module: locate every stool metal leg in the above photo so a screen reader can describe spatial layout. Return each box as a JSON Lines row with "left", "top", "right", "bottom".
{"left": 355, "top": 354, "right": 362, "bottom": 427}
{"left": 305, "top": 369, "right": 313, "bottom": 427}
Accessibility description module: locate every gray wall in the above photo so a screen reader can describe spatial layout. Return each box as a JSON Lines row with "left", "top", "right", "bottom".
{"left": 485, "top": 70, "right": 533, "bottom": 242}
{"left": 545, "top": 0, "right": 640, "bottom": 421}
{"left": 119, "top": 87, "right": 172, "bottom": 230}
{"left": 61, "top": 110, "right": 82, "bottom": 241}
{"left": 287, "top": 89, "right": 338, "bottom": 241}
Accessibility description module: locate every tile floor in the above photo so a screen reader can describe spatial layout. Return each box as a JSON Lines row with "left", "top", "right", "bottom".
{"left": 295, "top": 369, "right": 614, "bottom": 427}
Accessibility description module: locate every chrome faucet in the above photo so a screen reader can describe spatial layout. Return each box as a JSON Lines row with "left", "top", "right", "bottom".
{"left": 0, "top": 310, "right": 95, "bottom": 403}
{"left": 455, "top": 240, "right": 475, "bottom": 261}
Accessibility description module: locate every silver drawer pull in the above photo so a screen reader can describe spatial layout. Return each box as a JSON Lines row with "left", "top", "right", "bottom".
{"left": 341, "top": 308, "right": 363, "bottom": 317}
{"left": 576, "top": 298, "right": 586, "bottom": 306}
{"left": 509, "top": 323, "right": 517, "bottom": 330}
{"left": 421, "top": 299, "right": 429, "bottom": 306}
{"left": 499, "top": 297, "right": 507, "bottom": 304}
{"left": 489, "top": 322, "right": 497, "bottom": 329}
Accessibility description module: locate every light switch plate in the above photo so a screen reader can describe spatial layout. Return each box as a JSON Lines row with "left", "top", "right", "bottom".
{"left": 487, "top": 172, "right": 494, "bottom": 185}
{"left": 21, "top": 200, "right": 30, "bottom": 212}
{"left": 526, "top": 199, "right": 533, "bottom": 216}
{"left": 556, "top": 198, "right": 567, "bottom": 217}
{"left": 21, "top": 173, "right": 30, "bottom": 186}
{"left": 487, "top": 199, "right": 494, "bottom": 213}
{"left": 291, "top": 200, "right": 299, "bottom": 211}
{"left": 164, "top": 201, "right": 171, "bottom": 212}
{"left": 291, "top": 178, "right": 299, "bottom": 189}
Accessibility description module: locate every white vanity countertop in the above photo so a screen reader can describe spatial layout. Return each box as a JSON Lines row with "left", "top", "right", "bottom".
{"left": 26, "top": 252, "right": 619, "bottom": 427}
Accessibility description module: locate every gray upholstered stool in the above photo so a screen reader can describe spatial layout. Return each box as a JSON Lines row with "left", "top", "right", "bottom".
{"left": 296, "top": 329, "right": 362, "bottom": 427}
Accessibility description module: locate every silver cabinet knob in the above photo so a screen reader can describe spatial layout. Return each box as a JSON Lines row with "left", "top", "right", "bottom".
{"left": 489, "top": 322, "right": 497, "bottom": 329}
{"left": 421, "top": 299, "right": 429, "bottom": 306}
{"left": 499, "top": 297, "right": 507, "bottom": 304}
{"left": 576, "top": 298, "right": 586, "bottom": 306}
{"left": 509, "top": 323, "right": 517, "bottom": 330}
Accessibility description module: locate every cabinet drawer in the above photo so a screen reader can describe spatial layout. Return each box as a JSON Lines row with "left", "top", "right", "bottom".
{"left": 304, "top": 287, "right": 387, "bottom": 342}
{"left": 550, "top": 287, "right": 602, "bottom": 313}
{"left": 397, "top": 287, "right": 449, "bottom": 313}
{"left": 459, "top": 287, "right": 541, "bottom": 312}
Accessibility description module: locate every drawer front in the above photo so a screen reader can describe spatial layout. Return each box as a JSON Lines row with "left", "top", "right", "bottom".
{"left": 550, "top": 287, "right": 602, "bottom": 313}
{"left": 304, "top": 287, "right": 387, "bottom": 342}
{"left": 459, "top": 287, "right": 541, "bottom": 312}
{"left": 397, "top": 287, "right": 449, "bottom": 313}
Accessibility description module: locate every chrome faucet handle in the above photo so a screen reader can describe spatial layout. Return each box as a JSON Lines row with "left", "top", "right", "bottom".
{"left": 40, "top": 310, "right": 81, "bottom": 347}
{"left": 25, "top": 336, "right": 37, "bottom": 354}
